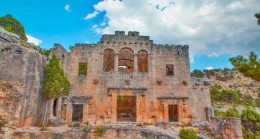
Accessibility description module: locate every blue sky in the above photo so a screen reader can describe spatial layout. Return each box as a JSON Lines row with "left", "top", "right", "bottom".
{"left": 0, "top": 0, "right": 259, "bottom": 71}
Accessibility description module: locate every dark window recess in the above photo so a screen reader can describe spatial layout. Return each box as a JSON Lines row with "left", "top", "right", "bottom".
{"left": 78, "top": 63, "right": 88, "bottom": 75}
{"left": 166, "top": 64, "right": 174, "bottom": 76}
{"left": 53, "top": 98, "right": 58, "bottom": 117}
{"left": 72, "top": 104, "right": 83, "bottom": 122}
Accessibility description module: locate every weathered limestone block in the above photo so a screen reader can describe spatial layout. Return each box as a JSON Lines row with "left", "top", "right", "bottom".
{"left": 0, "top": 28, "right": 46, "bottom": 127}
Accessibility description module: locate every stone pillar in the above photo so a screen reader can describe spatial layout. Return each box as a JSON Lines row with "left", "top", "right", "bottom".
{"left": 178, "top": 100, "right": 183, "bottom": 122}
{"left": 114, "top": 53, "right": 118, "bottom": 72}
{"left": 56, "top": 97, "right": 62, "bottom": 118}
{"left": 136, "top": 95, "right": 141, "bottom": 122}
{"left": 83, "top": 104, "right": 88, "bottom": 123}
{"left": 163, "top": 104, "right": 168, "bottom": 122}
{"left": 134, "top": 54, "right": 138, "bottom": 72}
{"left": 111, "top": 92, "right": 117, "bottom": 123}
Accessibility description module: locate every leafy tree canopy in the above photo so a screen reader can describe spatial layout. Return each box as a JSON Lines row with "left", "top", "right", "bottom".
{"left": 43, "top": 55, "right": 71, "bottom": 98}
{"left": 191, "top": 69, "right": 205, "bottom": 78}
{"left": 229, "top": 52, "right": 260, "bottom": 81}
{"left": 0, "top": 14, "right": 27, "bottom": 41}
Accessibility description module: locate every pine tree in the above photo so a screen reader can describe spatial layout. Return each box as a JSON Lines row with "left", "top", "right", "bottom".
{"left": 255, "top": 12, "right": 260, "bottom": 25}
{"left": 43, "top": 55, "right": 71, "bottom": 98}
{"left": 229, "top": 52, "right": 260, "bottom": 81}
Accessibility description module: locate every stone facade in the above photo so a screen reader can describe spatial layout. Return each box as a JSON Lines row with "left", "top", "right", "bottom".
{"left": 50, "top": 31, "right": 212, "bottom": 126}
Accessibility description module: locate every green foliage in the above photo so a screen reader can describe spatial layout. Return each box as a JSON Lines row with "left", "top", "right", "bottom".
{"left": 179, "top": 128, "right": 197, "bottom": 139}
{"left": 95, "top": 126, "right": 106, "bottom": 137}
{"left": 43, "top": 55, "right": 71, "bottom": 98}
{"left": 117, "top": 96, "right": 125, "bottom": 103}
{"left": 242, "top": 94, "right": 254, "bottom": 106}
{"left": 39, "top": 125, "right": 48, "bottom": 131}
{"left": 0, "top": 14, "right": 27, "bottom": 41}
{"left": 229, "top": 52, "right": 260, "bottom": 81}
{"left": 255, "top": 12, "right": 260, "bottom": 25}
{"left": 241, "top": 109, "right": 260, "bottom": 139}
{"left": 214, "top": 108, "right": 240, "bottom": 120}
{"left": 78, "top": 63, "right": 88, "bottom": 75}
{"left": 0, "top": 116, "right": 6, "bottom": 131}
{"left": 210, "top": 85, "right": 240, "bottom": 104}
{"left": 255, "top": 99, "right": 260, "bottom": 108}
{"left": 191, "top": 69, "right": 205, "bottom": 78}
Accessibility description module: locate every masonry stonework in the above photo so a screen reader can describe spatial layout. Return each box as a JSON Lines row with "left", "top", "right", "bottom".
{"left": 51, "top": 31, "right": 212, "bottom": 125}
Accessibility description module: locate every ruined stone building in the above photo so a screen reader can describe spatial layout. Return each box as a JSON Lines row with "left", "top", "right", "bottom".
{"left": 50, "top": 31, "right": 212, "bottom": 125}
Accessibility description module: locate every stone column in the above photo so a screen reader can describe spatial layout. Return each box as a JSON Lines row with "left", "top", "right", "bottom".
{"left": 56, "top": 97, "right": 62, "bottom": 118}
{"left": 82, "top": 104, "right": 88, "bottom": 123}
{"left": 134, "top": 54, "right": 138, "bottom": 72}
{"left": 136, "top": 95, "right": 141, "bottom": 122}
{"left": 163, "top": 104, "right": 168, "bottom": 122}
{"left": 178, "top": 99, "right": 183, "bottom": 123}
{"left": 114, "top": 53, "right": 118, "bottom": 72}
{"left": 111, "top": 92, "right": 117, "bottom": 123}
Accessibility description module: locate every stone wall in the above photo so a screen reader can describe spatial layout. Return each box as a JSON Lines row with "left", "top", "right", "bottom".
{"left": 0, "top": 28, "right": 46, "bottom": 127}
{"left": 51, "top": 31, "right": 211, "bottom": 125}
{"left": 210, "top": 116, "right": 243, "bottom": 139}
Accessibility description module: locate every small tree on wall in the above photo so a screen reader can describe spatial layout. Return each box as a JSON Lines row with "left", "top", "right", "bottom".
{"left": 43, "top": 54, "right": 71, "bottom": 98}
{"left": 42, "top": 54, "right": 71, "bottom": 123}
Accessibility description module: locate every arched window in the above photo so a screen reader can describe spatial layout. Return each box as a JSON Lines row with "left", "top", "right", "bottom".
{"left": 103, "top": 49, "right": 115, "bottom": 72}
{"left": 118, "top": 48, "right": 134, "bottom": 73}
{"left": 138, "top": 50, "right": 148, "bottom": 72}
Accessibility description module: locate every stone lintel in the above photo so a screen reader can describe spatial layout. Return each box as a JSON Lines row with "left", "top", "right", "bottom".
{"left": 157, "top": 96, "right": 188, "bottom": 103}
{"left": 69, "top": 96, "right": 93, "bottom": 104}
{"left": 107, "top": 87, "right": 147, "bottom": 95}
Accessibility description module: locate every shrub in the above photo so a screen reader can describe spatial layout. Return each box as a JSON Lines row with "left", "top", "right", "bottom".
{"left": 95, "top": 126, "right": 106, "bottom": 137}
{"left": 214, "top": 108, "right": 240, "bottom": 120}
{"left": 241, "top": 109, "right": 260, "bottom": 139}
{"left": 179, "top": 128, "right": 197, "bottom": 139}
{"left": 0, "top": 14, "right": 27, "bottom": 41}
{"left": 0, "top": 116, "right": 6, "bottom": 131}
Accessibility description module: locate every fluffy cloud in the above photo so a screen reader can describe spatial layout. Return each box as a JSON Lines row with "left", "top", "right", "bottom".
{"left": 65, "top": 4, "right": 71, "bottom": 12}
{"left": 84, "top": 11, "right": 99, "bottom": 20}
{"left": 206, "top": 67, "right": 214, "bottom": 70}
{"left": 85, "top": 0, "right": 260, "bottom": 58}
{"left": 26, "top": 34, "right": 42, "bottom": 46}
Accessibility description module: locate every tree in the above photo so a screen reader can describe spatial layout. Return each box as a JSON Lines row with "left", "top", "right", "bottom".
{"left": 214, "top": 108, "right": 240, "bottom": 120}
{"left": 229, "top": 52, "right": 260, "bottom": 81}
{"left": 0, "top": 14, "right": 27, "bottom": 41}
{"left": 241, "top": 109, "right": 260, "bottom": 139}
{"left": 191, "top": 69, "right": 205, "bottom": 78}
{"left": 42, "top": 55, "right": 71, "bottom": 98}
{"left": 255, "top": 12, "right": 260, "bottom": 25}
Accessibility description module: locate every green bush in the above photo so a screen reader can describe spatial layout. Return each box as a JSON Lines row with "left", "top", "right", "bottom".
{"left": 0, "top": 116, "right": 6, "bottom": 131}
{"left": 241, "top": 109, "right": 260, "bottom": 139}
{"left": 95, "top": 126, "right": 106, "bottom": 137}
{"left": 179, "top": 128, "right": 197, "bottom": 139}
{"left": 214, "top": 108, "right": 240, "bottom": 120}
{"left": 0, "top": 14, "right": 27, "bottom": 41}
{"left": 210, "top": 85, "right": 240, "bottom": 104}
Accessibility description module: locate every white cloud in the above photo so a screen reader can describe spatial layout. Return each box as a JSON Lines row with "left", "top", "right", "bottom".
{"left": 206, "top": 67, "right": 214, "bottom": 70}
{"left": 84, "top": 11, "right": 99, "bottom": 20}
{"left": 26, "top": 34, "right": 42, "bottom": 46}
{"left": 65, "top": 4, "right": 71, "bottom": 12}
{"left": 86, "top": 0, "right": 260, "bottom": 59}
